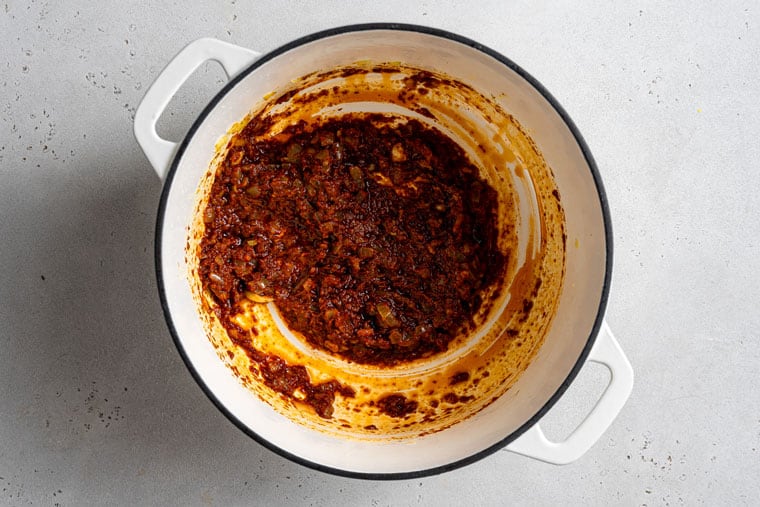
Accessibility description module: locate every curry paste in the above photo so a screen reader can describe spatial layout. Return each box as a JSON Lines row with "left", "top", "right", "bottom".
{"left": 199, "top": 114, "right": 505, "bottom": 368}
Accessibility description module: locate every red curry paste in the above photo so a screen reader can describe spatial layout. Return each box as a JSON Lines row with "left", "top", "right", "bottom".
{"left": 199, "top": 114, "right": 505, "bottom": 366}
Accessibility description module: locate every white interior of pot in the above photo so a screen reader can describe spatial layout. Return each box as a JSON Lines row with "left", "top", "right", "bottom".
{"left": 159, "top": 29, "right": 607, "bottom": 474}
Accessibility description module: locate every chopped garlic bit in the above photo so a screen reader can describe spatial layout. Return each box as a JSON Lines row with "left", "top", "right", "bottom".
{"left": 244, "top": 291, "right": 274, "bottom": 303}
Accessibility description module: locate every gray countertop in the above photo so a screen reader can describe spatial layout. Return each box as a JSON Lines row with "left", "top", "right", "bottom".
{"left": 1, "top": 1, "right": 758, "bottom": 505}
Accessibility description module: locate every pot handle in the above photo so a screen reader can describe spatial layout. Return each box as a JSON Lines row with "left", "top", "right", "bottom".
{"left": 133, "top": 38, "right": 261, "bottom": 181}
{"left": 506, "top": 321, "right": 633, "bottom": 464}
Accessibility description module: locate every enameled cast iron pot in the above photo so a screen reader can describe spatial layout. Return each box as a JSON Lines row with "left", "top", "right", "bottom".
{"left": 134, "top": 24, "right": 633, "bottom": 479}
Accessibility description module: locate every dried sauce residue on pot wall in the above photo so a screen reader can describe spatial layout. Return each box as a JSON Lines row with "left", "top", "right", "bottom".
{"left": 187, "top": 62, "right": 566, "bottom": 439}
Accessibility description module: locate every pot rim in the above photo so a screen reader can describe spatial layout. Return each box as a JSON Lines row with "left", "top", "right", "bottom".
{"left": 154, "top": 22, "right": 613, "bottom": 480}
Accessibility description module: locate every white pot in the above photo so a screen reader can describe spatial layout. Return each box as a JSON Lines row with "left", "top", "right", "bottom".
{"left": 134, "top": 24, "right": 633, "bottom": 478}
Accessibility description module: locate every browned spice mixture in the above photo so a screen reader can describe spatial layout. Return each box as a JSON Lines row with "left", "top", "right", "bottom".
{"left": 199, "top": 114, "right": 505, "bottom": 368}
{"left": 376, "top": 393, "right": 419, "bottom": 418}
{"left": 244, "top": 348, "right": 355, "bottom": 418}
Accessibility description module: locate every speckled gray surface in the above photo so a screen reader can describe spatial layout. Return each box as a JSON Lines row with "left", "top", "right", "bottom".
{"left": 1, "top": 1, "right": 759, "bottom": 505}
